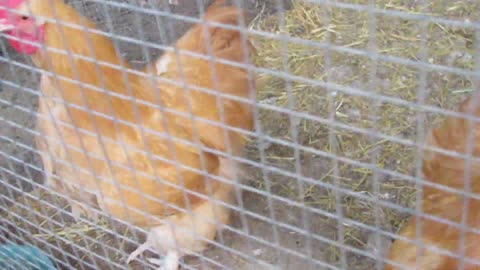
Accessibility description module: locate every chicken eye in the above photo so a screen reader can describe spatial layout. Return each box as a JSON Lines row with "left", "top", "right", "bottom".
{"left": 21, "top": 16, "right": 28, "bottom": 20}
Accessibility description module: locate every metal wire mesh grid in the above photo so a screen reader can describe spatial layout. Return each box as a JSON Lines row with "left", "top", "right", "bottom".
{"left": 0, "top": 0, "right": 478, "bottom": 269}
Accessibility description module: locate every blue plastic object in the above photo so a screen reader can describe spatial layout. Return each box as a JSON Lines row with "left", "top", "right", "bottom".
{"left": 0, "top": 244, "right": 56, "bottom": 270}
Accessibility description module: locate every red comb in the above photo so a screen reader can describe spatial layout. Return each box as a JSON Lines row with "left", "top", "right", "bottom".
{"left": 0, "top": 0, "right": 24, "bottom": 18}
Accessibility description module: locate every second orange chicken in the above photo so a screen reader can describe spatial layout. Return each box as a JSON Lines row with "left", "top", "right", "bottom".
{"left": 386, "top": 93, "right": 480, "bottom": 270}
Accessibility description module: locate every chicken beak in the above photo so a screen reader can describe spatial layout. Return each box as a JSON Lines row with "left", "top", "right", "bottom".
{"left": 0, "top": 18, "right": 14, "bottom": 32}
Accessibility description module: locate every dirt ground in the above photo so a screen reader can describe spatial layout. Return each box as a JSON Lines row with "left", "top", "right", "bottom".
{"left": 0, "top": 0, "right": 478, "bottom": 269}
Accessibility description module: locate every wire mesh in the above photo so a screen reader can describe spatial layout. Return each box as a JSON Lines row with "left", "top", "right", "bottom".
{"left": 0, "top": 0, "right": 479, "bottom": 270}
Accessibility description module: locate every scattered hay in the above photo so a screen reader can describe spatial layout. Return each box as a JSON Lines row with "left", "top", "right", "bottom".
{"left": 247, "top": 0, "right": 478, "bottom": 268}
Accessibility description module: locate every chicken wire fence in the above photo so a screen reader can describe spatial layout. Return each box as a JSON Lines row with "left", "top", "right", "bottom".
{"left": 0, "top": 0, "right": 479, "bottom": 269}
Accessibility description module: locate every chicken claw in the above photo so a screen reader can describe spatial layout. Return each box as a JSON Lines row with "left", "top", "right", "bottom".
{"left": 147, "top": 251, "right": 180, "bottom": 270}
{"left": 127, "top": 242, "right": 179, "bottom": 270}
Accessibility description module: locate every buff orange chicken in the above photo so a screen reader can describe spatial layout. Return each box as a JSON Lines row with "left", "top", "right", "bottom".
{"left": 0, "top": 0, "right": 256, "bottom": 269}
{"left": 385, "top": 93, "right": 480, "bottom": 270}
